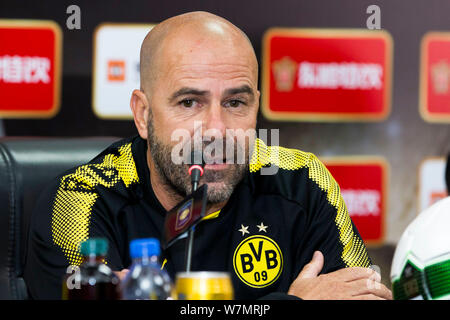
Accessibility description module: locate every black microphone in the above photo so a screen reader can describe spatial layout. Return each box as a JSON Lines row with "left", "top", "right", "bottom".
{"left": 185, "top": 151, "right": 206, "bottom": 272}
{"left": 188, "top": 151, "right": 205, "bottom": 192}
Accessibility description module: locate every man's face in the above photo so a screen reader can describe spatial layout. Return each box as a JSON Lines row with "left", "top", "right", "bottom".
{"left": 145, "top": 31, "right": 259, "bottom": 203}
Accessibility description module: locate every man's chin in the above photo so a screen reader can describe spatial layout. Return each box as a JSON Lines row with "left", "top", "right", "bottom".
{"left": 202, "top": 181, "right": 233, "bottom": 204}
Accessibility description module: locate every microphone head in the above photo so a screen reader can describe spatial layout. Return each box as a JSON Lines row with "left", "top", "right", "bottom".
{"left": 188, "top": 151, "right": 205, "bottom": 178}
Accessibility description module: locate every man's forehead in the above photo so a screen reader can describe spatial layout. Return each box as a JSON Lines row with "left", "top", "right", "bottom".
{"left": 165, "top": 33, "right": 255, "bottom": 65}
{"left": 162, "top": 62, "right": 257, "bottom": 93}
{"left": 168, "top": 60, "right": 255, "bottom": 78}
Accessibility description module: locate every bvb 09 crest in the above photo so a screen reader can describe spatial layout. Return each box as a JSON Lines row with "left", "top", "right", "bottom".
{"left": 233, "top": 235, "right": 283, "bottom": 288}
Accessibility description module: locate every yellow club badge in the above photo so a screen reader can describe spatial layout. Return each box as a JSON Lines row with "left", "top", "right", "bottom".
{"left": 233, "top": 235, "right": 283, "bottom": 288}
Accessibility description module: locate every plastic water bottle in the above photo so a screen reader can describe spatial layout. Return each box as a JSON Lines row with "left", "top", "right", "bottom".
{"left": 120, "top": 238, "right": 174, "bottom": 300}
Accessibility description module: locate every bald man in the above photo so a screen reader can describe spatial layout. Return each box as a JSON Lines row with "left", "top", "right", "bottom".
{"left": 24, "top": 12, "right": 392, "bottom": 300}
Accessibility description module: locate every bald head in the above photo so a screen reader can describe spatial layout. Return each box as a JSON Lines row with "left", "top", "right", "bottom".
{"left": 139, "top": 11, "right": 258, "bottom": 94}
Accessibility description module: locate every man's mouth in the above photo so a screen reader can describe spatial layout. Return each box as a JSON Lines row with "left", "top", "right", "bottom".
{"left": 203, "top": 157, "right": 231, "bottom": 169}
{"left": 204, "top": 163, "right": 229, "bottom": 170}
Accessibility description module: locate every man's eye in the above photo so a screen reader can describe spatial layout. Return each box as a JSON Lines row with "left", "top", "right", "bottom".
{"left": 180, "top": 99, "right": 196, "bottom": 108}
{"left": 226, "top": 100, "right": 243, "bottom": 108}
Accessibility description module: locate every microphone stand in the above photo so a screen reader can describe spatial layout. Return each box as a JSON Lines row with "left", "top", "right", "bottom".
{"left": 185, "top": 189, "right": 196, "bottom": 273}
{"left": 185, "top": 163, "right": 203, "bottom": 273}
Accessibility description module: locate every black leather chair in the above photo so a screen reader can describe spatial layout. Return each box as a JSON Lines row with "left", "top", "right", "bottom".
{"left": 0, "top": 137, "right": 118, "bottom": 299}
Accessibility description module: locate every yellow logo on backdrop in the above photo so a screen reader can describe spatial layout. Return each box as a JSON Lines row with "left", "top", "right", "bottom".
{"left": 233, "top": 235, "right": 283, "bottom": 288}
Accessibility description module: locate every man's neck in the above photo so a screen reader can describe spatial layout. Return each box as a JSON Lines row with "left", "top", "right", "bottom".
{"left": 147, "top": 149, "right": 227, "bottom": 214}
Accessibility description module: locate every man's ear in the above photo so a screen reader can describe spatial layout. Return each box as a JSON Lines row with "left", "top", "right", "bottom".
{"left": 130, "top": 89, "right": 150, "bottom": 140}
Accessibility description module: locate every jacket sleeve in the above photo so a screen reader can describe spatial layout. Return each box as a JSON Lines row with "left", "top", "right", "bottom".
{"left": 294, "top": 154, "right": 372, "bottom": 277}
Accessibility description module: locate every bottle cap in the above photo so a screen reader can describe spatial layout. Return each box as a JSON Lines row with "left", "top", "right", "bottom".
{"left": 130, "top": 238, "right": 160, "bottom": 259}
{"left": 80, "top": 238, "right": 108, "bottom": 256}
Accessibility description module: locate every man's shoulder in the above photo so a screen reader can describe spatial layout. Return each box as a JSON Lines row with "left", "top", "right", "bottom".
{"left": 54, "top": 135, "right": 142, "bottom": 194}
{"left": 32, "top": 136, "right": 143, "bottom": 216}
{"left": 30, "top": 136, "right": 144, "bottom": 266}
{"left": 249, "top": 138, "right": 327, "bottom": 184}
{"left": 247, "top": 138, "right": 335, "bottom": 205}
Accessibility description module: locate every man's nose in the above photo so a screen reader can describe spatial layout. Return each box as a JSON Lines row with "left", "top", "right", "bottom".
{"left": 204, "top": 103, "right": 226, "bottom": 135}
